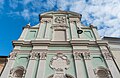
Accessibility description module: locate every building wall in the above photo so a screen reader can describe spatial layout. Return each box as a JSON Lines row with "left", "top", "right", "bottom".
{"left": 103, "top": 37, "right": 120, "bottom": 72}
{"left": 0, "top": 56, "right": 7, "bottom": 76}
{"left": 1, "top": 11, "right": 120, "bottom": 78}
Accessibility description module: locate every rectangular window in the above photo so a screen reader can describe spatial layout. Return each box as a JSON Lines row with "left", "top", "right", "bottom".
{"left": 53, "top": 30, "right": 66, "bottom": 41}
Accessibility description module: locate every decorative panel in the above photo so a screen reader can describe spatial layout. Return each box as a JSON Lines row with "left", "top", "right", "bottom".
{"left": 53, "top": 30, "right": 66, "bottom": 41}
{"left": 53, "top": 15, "right": 66, "bottom": 24}
{"left": 91, "top": 55, "right": 106, "bottom": 68}
{"left": 25, "top": 29, "right": 38, "bottom": 40}
{"left": 13, "top": 55, "right": 29, "bottom": 68}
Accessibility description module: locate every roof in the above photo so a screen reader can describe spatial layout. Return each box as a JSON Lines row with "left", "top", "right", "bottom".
{"left": 103, "top": 37, "right": 120, "bottom": 44}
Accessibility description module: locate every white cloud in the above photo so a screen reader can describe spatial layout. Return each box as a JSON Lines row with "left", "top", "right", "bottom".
{"left": 3, "top": 0, "right": 120, "bottom": 38}
{"left": 21, "top": 9, "right": 30, "bottom": 20}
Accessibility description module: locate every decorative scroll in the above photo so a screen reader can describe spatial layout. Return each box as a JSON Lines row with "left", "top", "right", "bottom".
{"left": 40, "top": 52, "right": 47, "bottom": 60}
{"left": 83, "top": 52, "right": 90, "bottom": 60}
{"left": 30, "top": 52, "right": 36, "bottom": 59}
{"left": 73, "top": 52, "right": 81, "bottom": 60}
{"left": 49, "top": 53, "right": 70, "bottom": 78}
{"left": 54, "top": 16, "right": 66, "bottom": 24}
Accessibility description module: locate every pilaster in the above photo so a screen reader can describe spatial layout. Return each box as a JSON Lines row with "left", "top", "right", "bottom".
{"left": 99, "top": 46, "right": 120, "bottom": 78}
{"left": 36, "top": 18, "right": 48, "bottom": 39}
{"left": 18, "top": 26, "right": 29, "bottom": 40}
{"left": 69, "top": 18, "right": 78, "bottom": 40}
{"left": 83, "top": 50, "right": 96, "bottom": 78}
{"left": 25, "top": 52, "right": 39, "bottom": 78}
{"left": 90, "top": 25, "right": 101, "bottom": 40}
{"left": 36, "top": 52, "right": 47, "bottom": 78}
{"left": 73, "top": 51, "right": 85, "bottom": 78}
{"left": 44, "top": 18, "right": 52, "bottom": 39}
{"left": 1, "top": 52, "right": 17, "bottom": 78}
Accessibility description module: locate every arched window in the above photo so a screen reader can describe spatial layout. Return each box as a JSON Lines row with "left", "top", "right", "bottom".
{"left": 10, "top": 66, "right": 26, "bottom": 78}
{"left": 95, "top": 66, "right": 110, "bottom": 78}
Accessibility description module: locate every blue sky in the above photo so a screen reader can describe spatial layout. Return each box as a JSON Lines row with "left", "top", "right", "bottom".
{"left": 0, "top": 0, "right": 120, "bottom": 56}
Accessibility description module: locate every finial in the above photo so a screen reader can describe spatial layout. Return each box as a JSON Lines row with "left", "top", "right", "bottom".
{"left": 90, "top": 24, "right": 94, "bottom": 28}
{"left": 26, "top": 22, "right": 30, "bottom": 27}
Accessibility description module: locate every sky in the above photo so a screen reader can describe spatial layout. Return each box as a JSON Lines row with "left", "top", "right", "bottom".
{"left": 0, "top": 0, "right": 120, "bottom": 56}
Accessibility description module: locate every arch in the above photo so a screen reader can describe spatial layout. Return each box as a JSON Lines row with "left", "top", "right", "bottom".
{"left": 95, "top": 66, "right": 110, "bottom": 78}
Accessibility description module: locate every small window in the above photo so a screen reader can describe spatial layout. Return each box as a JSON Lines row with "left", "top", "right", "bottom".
{"left": 53, "top": 30, "right": 66, "bottom": 41}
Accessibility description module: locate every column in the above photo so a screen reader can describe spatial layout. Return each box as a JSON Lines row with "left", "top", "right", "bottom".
{"left": 25, "top": 52, "right": 39, "bottom": 78}
{"left": 36, "top": 52, "right": 47, "bottom": 78}
{"left": 1, "top": 52, "right": 16, "bottom": 78}
{"left": 73, "top": 52, "right": 85, "bottom": 78}
{"left": 99, "top": 46, "right": 120, "bottom": 78}
{"left": 18, "top": 27, "right": 29, "bottom": 40}
{"left": 83, "top": 50, "right": 96, "bottom": 78}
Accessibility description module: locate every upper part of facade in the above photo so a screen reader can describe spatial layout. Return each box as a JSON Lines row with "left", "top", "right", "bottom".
{"left": 1, "top": 11, "right": 120, "bottom": 78}
{"left": 16, "top": 10, "right": 101, "bottom": 42}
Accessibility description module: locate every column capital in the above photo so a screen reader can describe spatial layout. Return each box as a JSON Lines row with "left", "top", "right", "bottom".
{"left": 73, "top": 52, "right": 81, "bottom": 60}
{"left": 40, "top": 52, "right": 47, "bottom": 60}
{"left": 83, "top": 51, "right": 91, "bottom": 60}
{"left": 10, "top": 52, "right": 17, "bottom": 59}
{"left": 103, "top": 52, "right": 112, "bottom": 60}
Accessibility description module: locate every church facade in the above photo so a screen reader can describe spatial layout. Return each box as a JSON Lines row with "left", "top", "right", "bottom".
{"left": 1, "top": 11, "right": 120, "bottom": 78}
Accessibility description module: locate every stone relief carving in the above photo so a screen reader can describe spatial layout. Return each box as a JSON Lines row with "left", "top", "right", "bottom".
{"left": 73, "top": 52, "right": 81, "bottom": 60}
{"left": 49, "top": 53, "right": 71, "bottom": 78}
{"left": 103, "top": 52, "right": 112, "bottom": 60}
{"left": 40, "top": 52, "right": 47, "bottom": 60}
{"left": 30, "top": 52, "right": 36, "bottom": 59}
{"left": 10, "top": 66, "right": 26, "bottom": 78}
{"left": 29, "top": 52, "right": 47, "bottom": 60}
{"left": 83, "top": 52, "right": 90, "bottom": 59}
{"left": 54, "top": 16, "right": 66, "bottom": 24}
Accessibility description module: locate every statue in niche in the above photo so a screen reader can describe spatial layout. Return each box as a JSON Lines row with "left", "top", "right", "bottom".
{"left": 49, "top": 53, "right": 72, "bottom": 78}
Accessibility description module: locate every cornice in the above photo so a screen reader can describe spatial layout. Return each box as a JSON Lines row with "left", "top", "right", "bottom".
{"left": 31, "top": 40, "right": 50, "bottom": 46}
{"left": 70, "top": 40, "right": 89, "bottom": 46}
{"left": 12, "top": 40, "right": 109, "bottom": 47}
{"left": 96, "top": 40, "right": 108, "bottom": 46}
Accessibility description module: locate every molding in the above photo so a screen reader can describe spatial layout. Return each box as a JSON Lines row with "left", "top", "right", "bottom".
{"left": 70, "top": 40, "right": 89, "bottom": 46}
